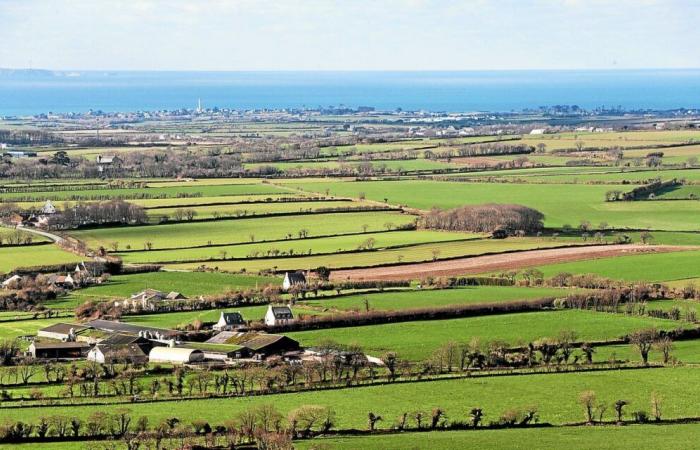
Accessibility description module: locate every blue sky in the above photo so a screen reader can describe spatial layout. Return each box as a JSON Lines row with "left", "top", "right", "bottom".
{"left": 1, "top": 0, "right": 698, "bottom": 71}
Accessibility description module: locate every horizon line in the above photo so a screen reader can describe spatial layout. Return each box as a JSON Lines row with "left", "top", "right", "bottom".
{"left": 4, "top": 67, "right": 700, "bottom": 73}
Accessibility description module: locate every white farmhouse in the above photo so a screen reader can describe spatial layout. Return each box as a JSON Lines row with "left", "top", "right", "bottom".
{"left": 264, "top": 304, "right": 294, "bottom": 327}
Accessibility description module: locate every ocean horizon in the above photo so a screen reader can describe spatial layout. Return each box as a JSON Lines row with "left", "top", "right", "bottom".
{"left": 1, "top": 69, "right": 699, "bottom": 116}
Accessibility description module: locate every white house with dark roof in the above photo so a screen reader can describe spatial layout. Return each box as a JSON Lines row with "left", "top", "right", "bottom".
{"left": 282, "top": 271, "right": 306, "bottom": 290}
{"left": 264, "top": 304, "right": 294, "bottom": 327}
{"left": 213, "top": 311, "right": 245, "bottom": 331}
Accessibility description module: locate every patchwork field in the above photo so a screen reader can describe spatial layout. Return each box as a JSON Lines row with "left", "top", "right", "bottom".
{"left": 1, "top": 127, "right": 699, "bottom": 449}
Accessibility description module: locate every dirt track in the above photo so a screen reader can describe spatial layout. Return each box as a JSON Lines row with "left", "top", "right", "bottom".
{"left": 330, "top": 244, "right": 690, "bottom": 281}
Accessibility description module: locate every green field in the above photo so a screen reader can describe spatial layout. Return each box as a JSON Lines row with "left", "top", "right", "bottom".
{"left": 164, "top": 237, "right": 586, "bottom": 272}
{"left": 298, "top": 425, "right": 700, "bottom": 450}
{"left": 0, "top": 367, "right": 697, "bottom": 428}
{"left": 118, "top": 230, "right": 481, "bottom": 264}
{"left": 286, "top": 310, "right": 687, "bottom": 360}
{"left": 57, "top": 271, "right": 278, "bottom": 308}
{"left": 289, "top": 180, "right": 700, "bottom": 230}
{"left": 300, "top": 285, "right": 574, "bottom": 311}
{"left": 0, "top": 244, "right": 82, "bottom": 273}
{"left": 532, "top": 250, "right": 700, "bottom": 283}
{"left": 145, "top": 199, "right": 376, "bottom": 220}
{"left": 0, "top": 182, "right": 287, "bottom": 202}
{"left": 120, "top": 285, "right": 572, "bottom": 329}
{"left": 69, "top": 211, "right": 417, "bottom": 250}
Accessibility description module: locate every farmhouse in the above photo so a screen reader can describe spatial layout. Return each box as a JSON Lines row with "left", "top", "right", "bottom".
{"left": 29, "top": 341, "right": 91, "bottom": 359}
{"left": 264, "top": 304, "right": 294, "bottom": 326}
{"left": 282, "top": 271, "right": 306, "bottom": 290}
{"left": 50, "top": 273, "right": 75, "bottom": 288}
{"left": 96, "top": 155, "right": 123, "bottom": 173}
{"left": 212, "top": 311, "right": 245, "bottom": 331}
{"left": 122, "top": 289, "right": 188, "bottom": 310}
{"left": 41, "top": 200, "right": 57, "bottom": 215}
{"left": 149, "top": 346, "right": 204, "bottom": 364}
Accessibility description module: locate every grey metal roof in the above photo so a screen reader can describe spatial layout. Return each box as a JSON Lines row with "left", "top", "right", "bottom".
{"left": 86, "top": 319, "right": 179, "bottom": 338}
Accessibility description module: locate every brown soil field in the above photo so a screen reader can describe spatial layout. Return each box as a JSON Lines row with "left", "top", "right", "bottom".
{"left": 330, "top": 244, "right": 689, "bottom": 281}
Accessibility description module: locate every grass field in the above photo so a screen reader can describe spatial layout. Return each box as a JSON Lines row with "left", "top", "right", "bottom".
{"left": 117, "top": 230, "right": 481, "bottom": 264}
{"left": 0, "top": 182, "right": 287, "bottom": 202}
{"left": 285, "top": 310, "right": 686, "bottom": 360}
{"left": 300, "top": 285, "right": 575, "bottom": 311}
{"left": 56, "top": 271, "right": 278, "bottom": 309}
{"left": 163, "top": 237, "right": 586, "bottom": 272}
{"left": 532, "top": 250, "right": 700, "bottom": 283}
{"left": 0, "top": 367, "right": 697, "bottom": 428}
{"left": 0, "top": 244, "right": 82, "bottom": 273}
{"left": 69, "top": 211, "right": 417, "bottom": 250}
{"left": 289, "top": 180, "right": 700, "bottom": 230}
{"left": 145, "top": 199, "right": 376, "bottom": 220}
{"left": 119, "top": 285, "right": 572, "bottom": 329}
{"left": 297, "top": 425, "right": 700, "bottom": 450}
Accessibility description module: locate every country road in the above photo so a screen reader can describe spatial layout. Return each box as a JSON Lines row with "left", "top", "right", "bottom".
{"left": 17, "top": 225, "right": 64, "bottom": 243}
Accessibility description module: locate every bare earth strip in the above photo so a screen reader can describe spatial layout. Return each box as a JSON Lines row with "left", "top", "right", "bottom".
{"left": 331, "top": 244, "right": 690, "bottom": 281}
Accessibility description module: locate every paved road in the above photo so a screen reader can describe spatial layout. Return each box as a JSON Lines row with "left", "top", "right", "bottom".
{"left": 17, "top": 225, "right": 64, "bottom": 243}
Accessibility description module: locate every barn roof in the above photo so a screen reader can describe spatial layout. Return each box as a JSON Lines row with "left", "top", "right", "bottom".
{"left": 86, "top": 319, "right": 179, "bottom": 338}
{"left": 38, "top": 323, "right": 89, "bottom": 335}
{"left": 206, "top": 331, "right": 296, "bottom": 351}
{"left": 95, "top": 343, "right": 148, "bottom": 359}
{"left": 31, "top": 341, "right": 90, "bottom": 350}
{"left": 149, "top": 346, "right": 203, "bottom": 361}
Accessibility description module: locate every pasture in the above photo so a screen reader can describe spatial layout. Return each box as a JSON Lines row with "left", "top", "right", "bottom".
{"left": 285, "top": 310, "right": 687, "bottom": 360}
{"left": 69, "top": 211, "right": 417, "bottom": 250}
{"left": 289, "top": 180, "right": 700, "bottom": 230}
{"left": 0, "top": 367, "right": 697, "bottom": 428}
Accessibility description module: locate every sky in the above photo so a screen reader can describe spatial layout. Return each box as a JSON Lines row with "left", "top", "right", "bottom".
{"left": 1, "top": 0, "right": 699, "bottom": 71}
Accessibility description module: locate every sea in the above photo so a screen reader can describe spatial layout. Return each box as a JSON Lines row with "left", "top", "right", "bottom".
{"left": 1, "top": 69, "right": 699, "bottom": 116}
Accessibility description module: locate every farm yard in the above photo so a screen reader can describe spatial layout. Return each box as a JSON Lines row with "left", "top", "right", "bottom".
{"left": 0, "top": 115, "right": 699, "bottom": 450}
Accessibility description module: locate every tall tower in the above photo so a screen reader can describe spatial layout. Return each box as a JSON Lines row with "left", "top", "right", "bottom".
{"left": 197, "top": 98, "right": 202, "bottom": 113}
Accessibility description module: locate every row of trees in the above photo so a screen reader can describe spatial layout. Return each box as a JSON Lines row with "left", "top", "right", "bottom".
{"left": 579, "top": 390, "right": 664, "bottom": 425}
{"left": 46, "top": 200, "right": 147, "bottom": 229}
{"left": 420, "top": 204, "right": 545, "bottom": 234}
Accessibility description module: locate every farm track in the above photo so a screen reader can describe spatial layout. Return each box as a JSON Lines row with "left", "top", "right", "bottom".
{"left": 331, "top": 244, "right": 694, "bottom": 281}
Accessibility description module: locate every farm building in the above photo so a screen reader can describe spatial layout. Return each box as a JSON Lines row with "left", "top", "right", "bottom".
{"left": 149, "top": 346, "right": 204, "bottom": 364}
{"left": 41, "top": 200, "right": 57, "bottom": 215}
{"left": 50, "top": 274, "right": 75, "bottom": 288}
{"left": 264, "top": 304, "right": 294, "bottom": 326}
{"left": 99, "top": 333, "right": 153, "bottom": 351}
{"left": 2, "top": 274, "right": 22, "bottom": 289}
{"left": 29, "top": 341, "right": 91, "bottom": 359}
{"left": 282, "top": 271, "right": 306, "bottom": 290}
{"left": 179, "top": 342, "right": 245, "bottom": 360}
{"left": 86, "top": 319, "right": 180, "bottom": 340}
{"left": 121, "top": 289, "right": 188, "bottom": 310}
{"left": 37, "top": 323, "right": 90, "bottom": 341}
{"left": 213, "top": 311, "right": 245, "bottom": 331}
{"left": 206, "top": 331, "right": 301, "bottom": 358}
{"left": 87, "top": 343, "right": 148, "bottom": 365}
